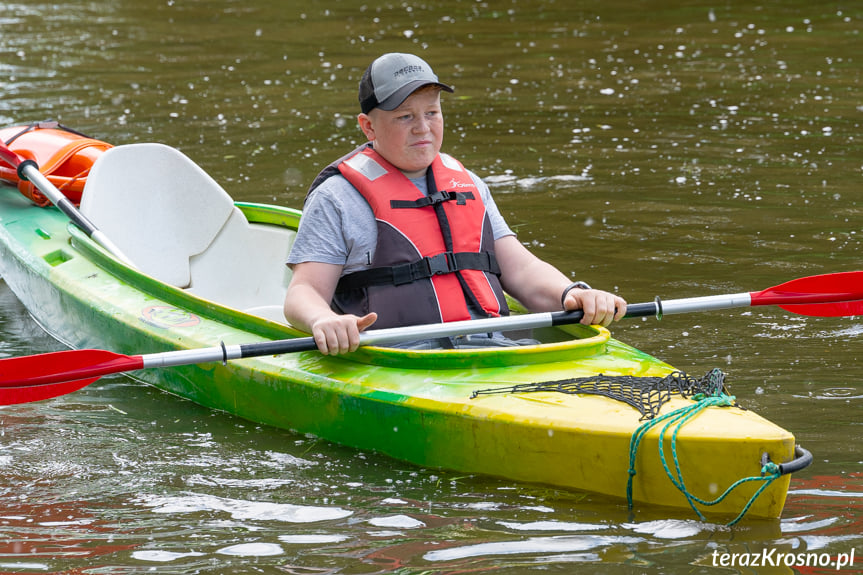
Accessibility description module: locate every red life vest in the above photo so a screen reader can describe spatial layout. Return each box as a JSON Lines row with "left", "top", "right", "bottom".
{"left": 333, "top": 147, "right": 508, "bottom": 329}
{"left": 0, "top": 122, "right": 112, "bottom": 207}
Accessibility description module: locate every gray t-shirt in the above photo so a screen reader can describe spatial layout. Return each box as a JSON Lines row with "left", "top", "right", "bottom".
{"left": 287, "top": 169, "right": 514, "bottom": 273}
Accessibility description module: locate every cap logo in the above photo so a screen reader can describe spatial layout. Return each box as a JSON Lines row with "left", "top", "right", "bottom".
{"left": 393, "top": 65, "right": 425, "bottom": 79}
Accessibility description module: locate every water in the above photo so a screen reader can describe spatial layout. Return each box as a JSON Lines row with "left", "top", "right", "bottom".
{"left": 1, "top": 0, "right": 861, "bottom": 572}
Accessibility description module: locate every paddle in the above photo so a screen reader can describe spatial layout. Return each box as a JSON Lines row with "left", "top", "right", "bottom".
{"left": 0, "top": 271, "right": 860, "bottom": 406}
{"left": 0, "top": 141, "right": 136, "bottom": 267}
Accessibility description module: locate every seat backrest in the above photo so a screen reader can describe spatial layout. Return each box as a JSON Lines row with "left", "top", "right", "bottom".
{"left": 80, "top": 143, "right": 235, "bottom": 287}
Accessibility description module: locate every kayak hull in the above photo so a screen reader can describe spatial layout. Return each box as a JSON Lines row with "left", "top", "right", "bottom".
{"left": 0, "top": 188, "right": 795, "bottom": 519}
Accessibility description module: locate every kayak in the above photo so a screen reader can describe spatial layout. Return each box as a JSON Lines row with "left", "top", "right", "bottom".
{"left": 0, "top": 141, "right": 808, "bottom": 521}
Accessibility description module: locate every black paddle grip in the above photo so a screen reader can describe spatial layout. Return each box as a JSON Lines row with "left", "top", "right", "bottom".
{"left": 238, "top": 337, "right": 319, "bottom": 359}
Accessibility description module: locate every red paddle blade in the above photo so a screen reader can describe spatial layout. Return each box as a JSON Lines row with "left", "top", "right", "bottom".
{"left": 0, "top": 349, "right": 144, "bottom": 388}
{"left": 779, "top": 299, "right": 863, "bottom": 317}
{"left": 751, "top": 271, "right": 863, "bottom": 312}
{"left": 0, "top": 377, "right": 100, "bottom": 405}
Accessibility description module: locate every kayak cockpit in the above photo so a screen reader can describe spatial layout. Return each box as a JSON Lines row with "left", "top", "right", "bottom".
{"left": 345, "top": 322, "right": 611, "bottom": 367}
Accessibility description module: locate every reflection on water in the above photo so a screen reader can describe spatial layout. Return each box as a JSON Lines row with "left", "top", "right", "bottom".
{"left": 1, "top": 369, "right": 859, "bottom": 573}
{"left": 1, "top": 0, "right": 861, "bottom": 572}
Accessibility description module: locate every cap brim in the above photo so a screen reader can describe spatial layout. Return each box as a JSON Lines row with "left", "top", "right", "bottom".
{"left": 377, "top": 80, "right": 454, "bottom": 111}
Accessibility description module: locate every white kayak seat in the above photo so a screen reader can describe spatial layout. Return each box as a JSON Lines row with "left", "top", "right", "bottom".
{"left": 80, "top": 143, "right": 294, "bottom": 323}
{"left": 186, "top": 208, "right": 294, "bottom": 318}
{"left": 81, "top": 143, "right": 234, "bottom": 288}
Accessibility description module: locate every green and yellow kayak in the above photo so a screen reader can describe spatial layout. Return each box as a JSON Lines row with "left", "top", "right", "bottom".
{"left": 0, "top": 143, "right": 806, "bottom": 521}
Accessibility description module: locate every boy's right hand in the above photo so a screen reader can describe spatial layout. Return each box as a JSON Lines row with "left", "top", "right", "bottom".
{"left": 310, "top": 312, "right": 377, "bottom": 355}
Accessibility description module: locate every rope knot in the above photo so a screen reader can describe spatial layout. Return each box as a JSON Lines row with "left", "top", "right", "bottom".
{"left": 715, "top": 394, "right": 736, "bottom": 407}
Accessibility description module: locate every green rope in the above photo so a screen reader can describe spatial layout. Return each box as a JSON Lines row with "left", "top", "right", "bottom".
{"left": 626, "top": 391, "right": 782, "bottom": 527}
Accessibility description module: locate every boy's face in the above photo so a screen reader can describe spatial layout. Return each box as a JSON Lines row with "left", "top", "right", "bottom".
{"left": 358, "top": 86, "right": 444, "bottom": 179}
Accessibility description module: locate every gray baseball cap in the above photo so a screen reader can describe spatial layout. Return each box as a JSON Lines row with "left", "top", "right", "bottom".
{"left": 358, "top": 53, "right": 454, "bottom": 114}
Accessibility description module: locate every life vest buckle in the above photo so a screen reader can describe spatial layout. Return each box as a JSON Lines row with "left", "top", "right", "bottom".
{"left": 425, "top": 251, "right": 456, "bottom": 276}
{"left": 427, "top": 190, "right": 450, "bottom": 205}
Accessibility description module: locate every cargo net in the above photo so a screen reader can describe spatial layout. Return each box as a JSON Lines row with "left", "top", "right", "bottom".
{"left": 470, "top": 368, "right": 730, "bottom": 421}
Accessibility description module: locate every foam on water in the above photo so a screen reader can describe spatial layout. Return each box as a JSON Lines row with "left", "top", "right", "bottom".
{"left": 799, "top": 534, "right": 860, "bottom": 551}
{"left": 423, "top": 535, "right": 643, "bottom": 561}
{"left": 622, "top": 519, "right": 713, "bottom": 539}
{"left": 278, "top": 534, "right": 350, "bottom": 544}
{"left": 184, "top": 474, "right": 296, "bottom": 490}
{"left": 138, "top": 492, "right": 353, "bottom": 523}
{"left": 497, "top": 520, "right": 609, "bottom": 532}
{"left": 484, "top": 173, "right": 592, "bottom": 192}
{"left": 781, "top": 516, "right": 841, "bottom": 533}
{"left": 132, "top": 550, "right": 206, "bottom": 562}
{"left": 0, "top": 563, "right": 52, "bottom": 571}
{"left": 789, "top": 488, "right": 863, "bottom": 498}
{"left": 368, "top": 515, "right": 426, "bottom": 529}
{"left": 216, "top": 543, "right": 284, "bottom": 556}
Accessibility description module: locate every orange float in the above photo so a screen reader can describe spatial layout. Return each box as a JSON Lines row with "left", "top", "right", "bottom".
{"left": 0, "top": 121, "right": 112, "bottom": 206}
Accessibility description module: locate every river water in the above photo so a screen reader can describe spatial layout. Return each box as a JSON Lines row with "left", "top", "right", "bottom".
{"left": 0, "top": 0, "right": 861, "bottom": 573}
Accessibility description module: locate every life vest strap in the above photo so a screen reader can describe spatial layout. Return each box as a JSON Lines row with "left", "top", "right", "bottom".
{"left": 389, "top": 190, "right": 475, "bottom": 209}
{"left": 336, "top": 251, "right": 500, "bottom": 293}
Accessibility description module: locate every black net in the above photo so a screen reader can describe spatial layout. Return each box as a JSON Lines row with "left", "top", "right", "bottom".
{"left": 470, "top": 368, "right": 730, "bottom": 420}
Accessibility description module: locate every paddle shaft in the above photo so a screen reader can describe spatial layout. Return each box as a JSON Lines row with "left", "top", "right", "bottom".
{"left": 146, "top": 309, "right": 594, "bottom": 367}
{"left": 0, "top": 145, "right": 135, "bottom": 267}
{"left": 137, "top": 289, "right": 817, "bottom": 367}
{"left": 18, "top": 285, "right": 863, "bottom": 379}
{"left": 15, "top": 304, "right": 660, "bottom": 385}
